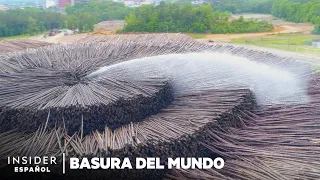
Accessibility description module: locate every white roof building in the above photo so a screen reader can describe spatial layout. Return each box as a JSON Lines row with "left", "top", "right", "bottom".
{"left": 122, "top": 0, "right": 153, "bottom": 7}
{"left": 0, "top": 4, "right": 8, "bottom": 11}
{"left": 46, "top": 0, "right": 56, "bottom": 8}
{"left": 312, "top": 40, "right": 320, "bottom": 49}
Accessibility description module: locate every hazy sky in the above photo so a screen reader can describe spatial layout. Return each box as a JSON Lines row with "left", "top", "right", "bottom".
{"left": 0, "top": 0, "right": 46, "bottom": 4}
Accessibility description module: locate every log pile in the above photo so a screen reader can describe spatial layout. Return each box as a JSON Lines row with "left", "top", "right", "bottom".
{"left": 77, "top": 34, "right": 212, "bottom": 60}
{"left": 0, "top": 89, "right": 255, "bottom": 156}
{"left": 0, "top": 88, "right": 256, "bottom": 179}
{"left": 0, "top": 33, "right": 317, "bottom": 180}
{"left": 0, "top": 43, "right": 174, "bottom": 133}
{"left": 167, "top": 73, "right": 320, "bottom": 180}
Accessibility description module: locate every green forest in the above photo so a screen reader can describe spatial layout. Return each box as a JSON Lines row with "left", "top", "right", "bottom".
{"left": 65, "top": 1, "right": 133, "bottom": 22}
{"left": 1, "top": 0, "right": 320, "bottom": 37}
{"left": 0, "top": 8, "right": 65, "bottom": 37}
{"left": 0, "top": 8, "right": 96, "bottom": 37}
{"left": 123, "top": 2, "right": 273, "bottom": 33}
{"left": 0, "top": 1, "right": 131, "bottom": 37}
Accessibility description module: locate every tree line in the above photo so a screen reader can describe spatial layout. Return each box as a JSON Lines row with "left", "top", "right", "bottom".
{"left": 0, "top": 8, "right": 64, "bottom": 37}
{"left": 65, "top": 1, "right": 133, "bottom": 22}
{"left": 0, "top": 1, "right": 131, "bottom": 38}
{"left": 209, "top": 0, "right": 274, "bottom": 14}
{"left": 0, "top": 8, "right": 96, "bottom": 37}
{"left": 123, "top": 2, "right": 273, "bottom": 34}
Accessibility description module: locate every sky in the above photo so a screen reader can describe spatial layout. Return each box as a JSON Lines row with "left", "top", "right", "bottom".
{"left": 0, "top": 0, "right": 46, "bottom": 4}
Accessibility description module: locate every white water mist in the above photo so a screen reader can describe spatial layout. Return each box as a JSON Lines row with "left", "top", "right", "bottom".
{"left": 88, "top": 52, "right": 310, "bottom": 105}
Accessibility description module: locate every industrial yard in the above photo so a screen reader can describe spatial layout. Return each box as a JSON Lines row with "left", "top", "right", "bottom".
{"left": 1, "top": 0, "right": 320, "bottom": 179}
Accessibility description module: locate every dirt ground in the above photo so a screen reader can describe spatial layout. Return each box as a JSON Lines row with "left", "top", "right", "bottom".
{"left": 197, "top": 14, "right": 320, "bottom": 66}
{"left": 30, "top": 20, "right": 124, "bottom": 44}
{"left": 95, "top": 20, "right": 124, "bottom": 31}
{"left": 51, "top": 33, "right": 88, "bottom": 44}
{"left": 200, "top": 14, "right": 314, "bottom": 43}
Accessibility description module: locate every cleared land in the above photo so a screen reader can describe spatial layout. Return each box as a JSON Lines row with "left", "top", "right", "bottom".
{"left": 195, "top": 14, "right": 320, "bottom": 66}
{"left": 29, "top": 20, "right": 125, "bottom": 44}
{"left": 199, "top": 14, "right": 314, "bottom": 42}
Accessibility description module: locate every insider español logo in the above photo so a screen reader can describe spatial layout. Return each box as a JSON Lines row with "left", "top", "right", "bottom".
{"left": 7, "top": 156, "right": 57, "bottom": 173}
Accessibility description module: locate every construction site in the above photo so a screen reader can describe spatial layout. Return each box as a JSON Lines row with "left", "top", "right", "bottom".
{"left": 0, "top": 32, "right": 319, "bottom": 179}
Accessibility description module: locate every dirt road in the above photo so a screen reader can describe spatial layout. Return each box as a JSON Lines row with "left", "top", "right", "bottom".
{"left": 31, "top": 32, "right": 65, "bottom": 44}
{"left": 30, "top": 32, "right": 88, "bottom": 44}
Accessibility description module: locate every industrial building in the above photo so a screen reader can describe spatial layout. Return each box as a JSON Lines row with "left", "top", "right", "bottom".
{"left": 57, "top": 0, "right": 93, "bottom": 8}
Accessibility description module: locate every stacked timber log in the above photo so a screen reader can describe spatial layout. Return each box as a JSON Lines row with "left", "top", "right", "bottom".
{"left": 0, "top": 35, "right": 207, "bottom": 136}
{"left": 0, "top": 88, "right": 256, "bottom": 179}
{"left": 167, "top": 73, "right": 320, "bottom": 180}
{"left": 0, "top": 34, "right": 317, "bottom": 180}
{"left": 0, "top": 43, "right": 174, "bottom": 133}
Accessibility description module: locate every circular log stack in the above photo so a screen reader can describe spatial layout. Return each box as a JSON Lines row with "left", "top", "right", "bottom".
{"left": 0, "top": 43, "right": 174, "bottom": 134}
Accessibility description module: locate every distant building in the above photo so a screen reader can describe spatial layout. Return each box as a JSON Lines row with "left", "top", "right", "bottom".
{"left": 191, "top": 0, "right": 206, "bottom": 5}
{"left": 77, "top": 0, "right": 92, "bottom": 2}
{"left": 46, "top": 0, "right": 56, "bottom": 8}
{"left": 0, "top": 4, "right": 8, "bottom": 11}
{"left": 123, "top": 0, "right": 152, "bottom": 7}
{"left": 141, "top": 0, "right": 152, "bottom": 5}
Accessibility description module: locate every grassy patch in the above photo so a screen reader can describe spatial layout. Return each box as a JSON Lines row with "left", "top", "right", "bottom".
{"left": 231, "top": 34, "right": 320, "bottom": 55}
{"left": 1, "top": 34, "right": 33, "bottom": 40}
{"left": 1, "top": 32, "right": 48, "bottom": 40}
{"left": 258, "top": 36, "right": 313, "bottom": 45}
{"left": 231, "top": 38, "right": 247, "bottom": 43}
{"left": 186, "top": 33, "right": 206, "bottom": 39}
{"left": 312, "top": 65, "right": 320, "bottom": 72}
